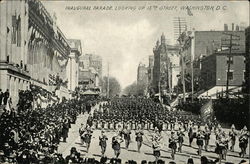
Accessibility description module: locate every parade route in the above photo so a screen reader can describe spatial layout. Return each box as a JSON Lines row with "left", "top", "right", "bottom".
{"left": 57, "top": 106, "right": 249, "bottom": 164}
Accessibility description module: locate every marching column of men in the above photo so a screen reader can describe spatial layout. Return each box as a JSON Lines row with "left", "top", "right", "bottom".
{"left": 78, "top": 97, "right": 249, "bottom": 163}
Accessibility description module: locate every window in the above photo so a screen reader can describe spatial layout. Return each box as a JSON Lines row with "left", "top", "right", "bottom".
{"left": 243, "top": 70, "right": 246, "bottom": 82}
{"left": 226, "top": 57, "right": 233, "bottom": 64}
{"left": 11, "top": 15, "right": 17, "bottom": 44}
{"left": 227, "top": 71, "right": 233, "bottom": 80}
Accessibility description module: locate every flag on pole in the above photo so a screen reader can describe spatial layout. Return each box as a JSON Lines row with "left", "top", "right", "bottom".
{"left": 200, "top": 99, "right": 213, "bottom": 121}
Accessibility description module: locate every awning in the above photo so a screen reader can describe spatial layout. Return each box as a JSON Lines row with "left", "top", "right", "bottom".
{"left": 198, "top": 86, "right": 242, "bottom": 99}
{"left": 80, "top": 90, "right": 98, "bottom": 95}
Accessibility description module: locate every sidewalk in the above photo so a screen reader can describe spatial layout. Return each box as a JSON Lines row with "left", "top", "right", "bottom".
{"left": 57, "top": 112, "right": 89, "bottom": 157}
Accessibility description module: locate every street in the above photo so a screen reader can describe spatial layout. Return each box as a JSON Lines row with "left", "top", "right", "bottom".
{"left": 57, "top": 103, "right": 249, "bottom": 164}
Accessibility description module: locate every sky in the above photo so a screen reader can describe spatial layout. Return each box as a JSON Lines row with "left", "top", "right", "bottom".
{"left": 42, "top": 1, "right": 249, "bottom": 89}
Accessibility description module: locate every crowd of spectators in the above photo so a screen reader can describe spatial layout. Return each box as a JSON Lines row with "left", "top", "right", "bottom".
{"left": 0, "top": 91, "right": 98, "bottom": 164}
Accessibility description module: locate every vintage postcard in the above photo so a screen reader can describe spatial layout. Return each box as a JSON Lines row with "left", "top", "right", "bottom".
{"left": 0, "top": 0, "right": 249, "bottom": 164}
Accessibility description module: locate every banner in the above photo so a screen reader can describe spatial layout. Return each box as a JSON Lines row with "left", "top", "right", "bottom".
{"left": 200, "top": 99, "right": 213, "bottom": 121}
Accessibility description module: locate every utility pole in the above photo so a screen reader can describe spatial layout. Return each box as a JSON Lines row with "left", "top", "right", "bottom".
{"left": 174, "top": 17, "right": 187, "bottom": 103}
{"left": 221, "top": 32, "right": 240, "bottom": 98}
{"left": 107, "top": 62, "right": 110, "bottom": 98}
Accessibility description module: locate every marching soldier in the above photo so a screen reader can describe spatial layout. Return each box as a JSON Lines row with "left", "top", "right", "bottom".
{"left": 84, "top": 125, "right": 93, "bottom": 153}
{"left": 152, "top": 128, "right": 162, "bottom": 162}
{"left": 135, "top": 125, "right": 144, "bottom": 152}
{"left": 196, "top": 127, "right": 205, "bottom": 156}
{"left": 112, "top": 133, "right": 124, "bottom": 159}
{"left": 169, "top": 131, "right": 178, "bottom": 160}
{"left": 99, "top": 130, "right": 108, "bottom": 157}
{"left": 177, "top": 127, "right": 185, "bottom": 153}
{"left": 122, "top": 125, "right": 131, "bottom": 149}
{"left": 239, "top": 126, "right": 249, "bottom": 158}
{"left": 229, "top": 124, "right": 237, "bottom": 152}
{"left": 204, "top": 124, "right": 211, "bottom": 151}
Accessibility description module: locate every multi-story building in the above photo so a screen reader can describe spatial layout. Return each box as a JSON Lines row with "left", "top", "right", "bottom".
{"left": 147, "top": 55, "right": 154, "bottom": 95}
{"left": 137, "top": 63, "right": 148, "bottom": 83}
{"left": 153, "top": 34, "right": 170, "bottom": 95}
{"left": 166, "top": 45, "right": 180, "bottom": 93}
{"left": 199, "top": 52, "right": 245, "bottom": 98}
{"left": 66, "top": 39, "right": 82, "bottom": 92}
{"left": 0, "top": 0, "right": 30, "bottom": 106}
{"left": 180, "top": 25, "right": 246, "bottom": 93}
{"left": 152, "top": 34, "right": 180, "bottom": 97}
{"left": 244, "top": 26, "right": 250, "bottom": 94}
{"left": 0, "top": 0, "right": 77, "bottom": 106}
{"left": 78, "top": 54, "right": 102, "bottom": 91}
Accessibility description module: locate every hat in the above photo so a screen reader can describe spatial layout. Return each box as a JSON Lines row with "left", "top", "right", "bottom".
{"left": 231, "top": 124, "right": 235, "bottom": 129}
{"left": 4, "top": 143, "right": 9, "bottom": 147}
{"left": 243, "top": 126, "right": 247, "bottom": 131}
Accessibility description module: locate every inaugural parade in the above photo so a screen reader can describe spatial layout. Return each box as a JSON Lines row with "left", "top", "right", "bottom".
{"left": 0, "top": 0, "right": 249, "bottom": 164}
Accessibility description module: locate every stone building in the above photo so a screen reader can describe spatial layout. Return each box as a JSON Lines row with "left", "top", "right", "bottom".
{"left": 66, "top": 39, "right": 82, "bottom": 92}
{"left": 0, "top": 0, "right": 75, "bottom": 106}
{"left": 78, "top": 54, "right": 102, "bottom": 91}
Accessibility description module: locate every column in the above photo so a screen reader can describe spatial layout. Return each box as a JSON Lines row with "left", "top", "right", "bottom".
{"left": 6, "top": 1, "right": 12, "bottom": 63}
{"left": 0, "top": 1, "right": 7, "bottom": 61}
{"left": 0, "top": 70, "right": 8, "bottom": 92}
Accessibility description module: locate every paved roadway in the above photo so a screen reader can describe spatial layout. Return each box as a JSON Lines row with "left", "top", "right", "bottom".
{"left": 57, "top": 104, "right": 249, "bottom": 164}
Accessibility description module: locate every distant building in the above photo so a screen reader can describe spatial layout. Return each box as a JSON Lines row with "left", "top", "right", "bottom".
{"left": 78, "top": 54, "right": 102, "bottom": 91}
{"left": 147, "top": 56, "right": 154, "bottom": 94}
{"left": 153, "top": 34, "right": 170, "bottom": 94}
{"left": 152, "top": 34, "right": 180, "bottom": 96}
{"left": 137, "top": 63, "right": 148, "bottom": 84}
{"left": 245, "top": 26, "right": 250, "bottom": 94}
{"left": 199, "top": 52, "right": 245, "bottom": 98}
{"left": 180, "top": 28, "right": 246, "bottom": 93}
{"left": 66, "top": 39, "right": 82, "bottom": 92}
{"left": 167, "top": 45, "right": 180, "bottom": 91}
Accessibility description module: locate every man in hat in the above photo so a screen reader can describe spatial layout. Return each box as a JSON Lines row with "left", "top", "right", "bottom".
{"left": 229, "top": 124, "right": 237, "bottom": 152}
{"left": 204, "top": 124, "right": 211, "bottom": 151}
{"left": 177, "top": 127, "right": 185, "bottom": 153}
{"left": 3, "top": 89, "right": 9, "bottom": 106}
{"left": 152, "top": 127, "right": 162, "bottom": 162}
{"left": 0, "top": 89, "right": 3, "bottom": 106}
{"left": 112, "top": 133, "right": 124, "bottom": 159}
{"left": 196, "top": 127, "right": 205, "bottom": 156}
{"left": 239, "top": 126, "right": 249, "bottom": 158}
{"left": 169, "top": 131, "right": 178, "bottom": 160}
{"left": 99, "top": 130, "right": 108, "bottom": 157}
{"left": 122, "top": 124, "right": 131, "bottom": 149}
{"left": 135, "top": 125, "right": 144, "bottom": 153}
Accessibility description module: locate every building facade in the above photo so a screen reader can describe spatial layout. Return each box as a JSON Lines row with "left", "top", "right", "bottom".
{"left": 200, "top": 53, "right": 245, "bottom": 98}
{"left": 0, "top": 0, "right": 76, "bottom": 106}
{"left": 152, "top": 34, "right": 170, "bottom": 94}
{"left": 66, "top": 39, "right": 82, "bottom": 92}
{"left": 147, "top": 55, "right": 154, "bottom": 95}
{"left": 180, "top": 28, "right": 246, "bottom": 93}
{"left": 0, "top": 0, "right": 30, "bottom": 106}
{"left": 78, "top": 54, "right": 102, "bottom": 91}
{"left": 167, "top": 45, "right": 180, "bottom": 92}
{"left": 245, "top": 27, "right": 250, "bottom": 94}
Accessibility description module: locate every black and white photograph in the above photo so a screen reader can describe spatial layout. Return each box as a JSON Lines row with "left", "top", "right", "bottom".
{"left": 0, "top": 0, "right": 249, "bottom": 163}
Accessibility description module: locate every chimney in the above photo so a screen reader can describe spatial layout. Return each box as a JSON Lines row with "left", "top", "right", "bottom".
{"left": 236, "top": 25, "right": 240, "bottom": 31}
{"left": 232, "top": 23, "right": 234, "bottom": 31}
{"left": 224, "top": 24, "right": 228, "bottom": 31}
